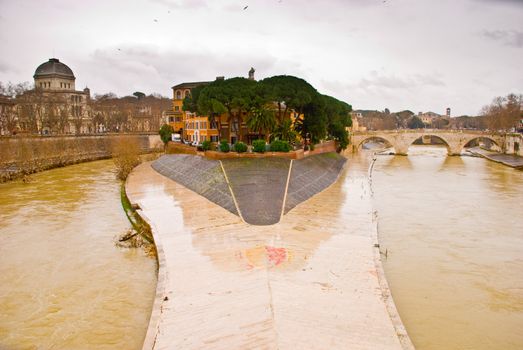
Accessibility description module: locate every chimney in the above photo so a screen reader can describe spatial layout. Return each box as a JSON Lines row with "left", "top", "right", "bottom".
{"left": 446, "top": 107, "right": 451, "bottom": 117}
{"left": 248, "top": 67, "right": 255, "bottom": 81}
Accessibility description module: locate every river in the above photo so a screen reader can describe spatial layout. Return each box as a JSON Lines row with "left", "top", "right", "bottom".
{"left": 0, "top": 160, "right": 156, "bottom": 349}
{"left": 372, "top": 145, "right": 523, "bottom": 349}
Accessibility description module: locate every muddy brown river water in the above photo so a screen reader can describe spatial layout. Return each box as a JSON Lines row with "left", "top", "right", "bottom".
{"left": 372, "top": 146, "right": 523, "bottom": 350}
{"left": 0, "top": 160, "right": 156, "bottom": 349}
{"left": 1, "top": 150, "right": 522, "bottom": 349}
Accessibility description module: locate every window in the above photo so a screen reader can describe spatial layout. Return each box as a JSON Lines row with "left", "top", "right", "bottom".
{"left": 185, "top": 90, "right": 190, "bottom": 98}
{"left": 211, "top": 135, "right": 219, "bottom": 142}
{"left": 176, "top": 91, "right": 182, "bottom": 99}
{"left": 169, "top": 117, "right": 174, "bottom": 122}
{"left": 174, "top": 106, "right": 179, "bottom": 111}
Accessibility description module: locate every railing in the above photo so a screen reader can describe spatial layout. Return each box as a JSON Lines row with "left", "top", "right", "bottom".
{"left": 352, "top": 129, "right": 507, "bottom": 136}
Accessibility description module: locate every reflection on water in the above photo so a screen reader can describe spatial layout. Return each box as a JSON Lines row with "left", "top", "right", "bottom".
{"left": 0, "top": 160, "right": 156, "bottom": 349}
{"left": 373, "top": 145, "right": 523, "bottom": 350}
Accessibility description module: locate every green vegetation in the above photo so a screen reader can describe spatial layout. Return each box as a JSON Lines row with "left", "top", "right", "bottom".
{"left": 182, "top": 75, "right": 352, "bottom": 150}
{"left": 159, "top": 124, "right": 174, "bottom": 147}
{"left": 219, "top": 139, "right": 230, "bottom": 153}
{"left": 253, "top": 139, "right": 266, "bottom": 153}
{"left": 270, "top": 140, "right": 291, "bottom": 152}
{"left": 408, "top": 116, "right": 425, "bottom": 129}
{"left": 234, "top": 141, "right": 247, "bottom": 153}
{"left": 201, "top": 140, "right": 212, "bottom": 151}
{"left": 119, "top": 182, "right": 155, "bottom": 254}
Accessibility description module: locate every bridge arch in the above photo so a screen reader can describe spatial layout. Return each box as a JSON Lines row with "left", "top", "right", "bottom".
{"left": 351, "top": 130, "right": 506, "bottom": 156}
{"left": 404, "top": 134, "right": 452, "bottom": 155}
{"left": 356, "top": 136, "right": 395, "bottom": 152}
{"left": 461, "top": 136, "right": 502, "bottom": 153}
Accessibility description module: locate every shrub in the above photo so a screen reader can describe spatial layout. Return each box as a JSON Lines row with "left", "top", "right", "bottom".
{"left": 234, "top": 141, "right": 247, "bottom": 153}
{"left": 201, "top": 140, "right": 212, "bottom": 151}
{"left": 270, "top": 140, "right": 291, "bottom": 152}
{"left": 158, "top": 124, "right": 174, "bottom": 147}
{"left": 253, "top": 139, "right": 266, "bottom": 153}
{"left": 219, "top": 140, "right": 230, "bottom": 153}
{"left": 113, "top": 136, "right": 141, "bottom": 180}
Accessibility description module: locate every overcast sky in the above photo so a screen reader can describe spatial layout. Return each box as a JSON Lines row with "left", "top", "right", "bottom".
{"left": 0, "top": 0, "right": 521, "bottom": 116}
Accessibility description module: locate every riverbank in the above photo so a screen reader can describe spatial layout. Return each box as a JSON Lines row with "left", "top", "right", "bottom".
{"left": 127, "top": 155, "right": 413, "bottom": 349}
{"left": 0, "top": 134, "right": 162, "bottom": 182}
{"left": 467, "top": 147, "right": 523, "bottom": 169}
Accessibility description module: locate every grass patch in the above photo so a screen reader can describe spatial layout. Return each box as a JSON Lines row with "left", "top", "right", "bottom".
{"left": 119, "top": 182, "right": 156, "bottom": 257}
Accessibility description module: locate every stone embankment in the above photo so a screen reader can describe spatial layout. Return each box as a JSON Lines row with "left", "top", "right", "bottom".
{"left": 285, "top": 153, "right": 346, "bottom": 213}
{"left": 467, "top": 147, "right": 523, "bottom": 169}
{"left": 0, "top": 134, "right": 162, "bottom": 182}
{"left": 151, "top": 153, "right": 347, "bottom": 225}
{"left": 126, "top": 150, "right": 413, "bottom": 350}
{"left": 151, "top": 155, "right": 238, "bottom": 216}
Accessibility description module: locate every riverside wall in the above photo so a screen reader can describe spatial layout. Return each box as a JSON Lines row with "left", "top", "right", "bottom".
{"left": 0, "top": 134, "right": 162, "bottom": 182}
{"left": 167, "top": 140, "right": 337, "bottom": 160}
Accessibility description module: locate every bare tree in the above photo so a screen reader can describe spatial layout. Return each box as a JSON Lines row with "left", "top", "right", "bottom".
{"left": 482, "top": 93, "right": 522, "bottom": 131}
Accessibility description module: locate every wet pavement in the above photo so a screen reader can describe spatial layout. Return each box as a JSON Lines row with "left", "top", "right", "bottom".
{"left": 152, "top": 155, "right": 238, "bottom": 215}
{"left": 126, "top": 154, "right": 409, "bottom": 350}
{"left": 467, "top": 147, "right": 523, "bottom": 168}
{"left": 285, "top": 153, "right": 346, "bottom": 213}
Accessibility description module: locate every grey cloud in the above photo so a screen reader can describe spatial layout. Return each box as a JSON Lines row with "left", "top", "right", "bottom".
{"left": 81, "top": 45, "right": 288, "bottom": 96}
{"left": 0, "top": 62, "right": 10, "bottom": 73}
{"left": 356, "top": 71, "right": 446, "bottom": 91}
{"left": 475, "top": 0, "right": 523, "bottom": 6}
{"left": 481, "top": 30, "right": 523, "bottom": 48}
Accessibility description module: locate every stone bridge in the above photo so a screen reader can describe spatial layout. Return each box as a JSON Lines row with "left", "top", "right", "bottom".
{"left": 351, "top": 129, "right": 506, "bottom": 156}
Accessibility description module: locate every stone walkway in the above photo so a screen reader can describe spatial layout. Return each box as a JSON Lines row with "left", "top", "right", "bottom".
{"left": 126, "top": 153, "right": 412, "bottom": 350}
{"left": 467, "top": 147, "right": 523, "bottom": 168}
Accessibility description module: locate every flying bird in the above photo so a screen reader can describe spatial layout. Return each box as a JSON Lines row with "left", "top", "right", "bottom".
{"left": 243, "top": 5, "right": 248, "bottom": 10}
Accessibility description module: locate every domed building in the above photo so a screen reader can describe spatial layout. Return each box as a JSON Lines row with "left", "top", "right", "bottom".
{"left": 13, "top": 58, "right": 92, "bottom": 134}
{"left": 34, "top": 58, "right": 77, "bottom": 91}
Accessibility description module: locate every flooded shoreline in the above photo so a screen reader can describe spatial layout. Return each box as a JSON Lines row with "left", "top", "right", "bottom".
{"left": 0, "top": 159, "right": 156, "bottom": 349}
{"left": 371, "top": 145, "right": 523, "bottom": 350}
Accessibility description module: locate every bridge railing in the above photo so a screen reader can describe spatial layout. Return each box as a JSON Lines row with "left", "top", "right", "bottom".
{"left": 352, "top": 129, "right": 506, "bottom": 136}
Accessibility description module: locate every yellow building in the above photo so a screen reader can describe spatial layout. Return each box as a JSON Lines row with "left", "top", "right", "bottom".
{"left": 170, "top": 82, "right": 204, "bottom": 136}
{"left": 171, "top": 80, "right": 222, "bottom": 143}
{"left": 170, "top": 71, "right": 301, "bottom": 145}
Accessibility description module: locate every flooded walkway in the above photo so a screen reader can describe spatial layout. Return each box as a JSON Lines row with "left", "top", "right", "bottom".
{"left": 467, "top": 147, "right": 523, "bottom": 168}
{"left": 126, "top": 155, "right": 410, "bottom": 350}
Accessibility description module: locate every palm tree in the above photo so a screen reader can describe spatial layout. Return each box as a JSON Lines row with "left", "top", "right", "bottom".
{"left": 271, "top": 118, "right": 298, "bottom": 143}
{"left": 247, "top": 106, "right": 276, "bottom": 140}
